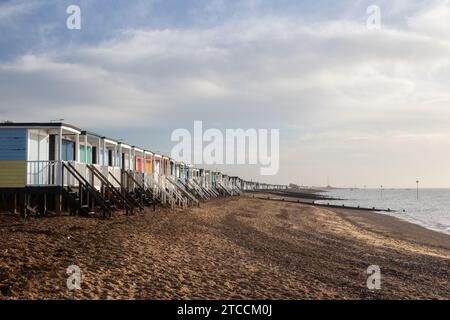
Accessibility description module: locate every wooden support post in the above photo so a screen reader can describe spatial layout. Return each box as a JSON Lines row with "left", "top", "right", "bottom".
{"left": 103, "top": 139, "right": 106, "bottom": 166}
{"left": 55, "top": 190, "right": 62, "bottom": 215}
{"left": 13, "top": 192, "right": 17, "bottom": 214}
{"left": 5, "top": 193, "right": 10, "bottom": 213}
{"left": 0, "top": 193, "right": 5, "bottom": 212}
{"left": 97, "top": 137, "right": 101, "bottom": 165}
{"left": 84, "top": 134, "right": 88, "bottom": 177}
{"left": 90, "top": 165, "right": 94, "bottom": 187}
{"left": 91, "top": 191, "right": 95, "bottom": 211}
{"left": 20, "top": 191, "right": 26, "bottom": 218}
{"left": 114, "top": 144, "right": 117, "bottom": 168}
{"left": 79, "top": 185, "right": 82, "bottom": 209}
{"left": 56, "top": 127, "right": 63, "bottom": 187}
{"left": 43, "top": 192, "right": 47, "bottom": 215}
{"left": 129, "top": 149, "right": 132, "bottom": 171}
{"left": 75, "top": 134, "right": 80, "bottom": 162}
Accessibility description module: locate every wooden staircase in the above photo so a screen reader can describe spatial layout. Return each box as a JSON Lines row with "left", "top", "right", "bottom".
{"left": 122, "top": 170, "right": 155, "bottom": 210}
{"left": 87, "top": 164, "right": 137, "bottom": 214}
{"left": 192, "top": 179, "right": 215, "bottom": 199}
{"left": 161, "top": 176, "right": 188, "bottom": 208}
{"left": 175, "top": 178, "right": 200, "bottom": 206}
{"left": 108, "top": 170, "right": 144, "bottom": 212}
{"left": 216, "top": 182, "right": 233, "bottom": 196}
{"left": 206, "top": 185, "right": 220, "bottom": 197}
{"left": 61, "top": 162, "right": 114, "bottom": 217}
{"left": 233, "top": 185, "right": 244, "bottom": 196}
{"left": 165, "top": 176, "right": 196, "bottom": 208}
{"left": 188, "top": 179, "right": 209, "bottom": 200}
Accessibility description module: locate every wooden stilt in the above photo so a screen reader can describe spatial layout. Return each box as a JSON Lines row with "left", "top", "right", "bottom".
{"left": 20, "top": 191, "right": 26, "bottom": 218}
{"left": 0, "top": 193, "right": 4, "bottom": 212}
{"left": 43, "top": 192, "right": 47, "bottom": 215}
{"left": 55, "top": 191, "right": 62, "bottom": 215}
{"left": 13, "top": 192, "right": 17, "bottom": 214}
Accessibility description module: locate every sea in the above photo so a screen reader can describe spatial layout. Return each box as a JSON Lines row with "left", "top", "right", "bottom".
{"left": 316, "top": 188, "right": 450, "bottom": 235}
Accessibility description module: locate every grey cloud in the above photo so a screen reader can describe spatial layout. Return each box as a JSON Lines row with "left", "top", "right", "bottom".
{"left": 1, "top": 3, "right": 450, "bottom": 186}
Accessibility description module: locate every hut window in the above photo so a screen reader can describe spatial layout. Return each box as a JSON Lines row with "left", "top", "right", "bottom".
{"left": 29, "top": 132, "right": 49, "bottom": 161}
{"left": 79, "top": 145, "right": 92, "bottom": 164}
{"left": 79, "top": 145, "right": 85, "bottom": 163}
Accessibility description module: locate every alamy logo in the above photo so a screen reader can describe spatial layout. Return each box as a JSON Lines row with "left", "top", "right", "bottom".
{"left": 66, "top": 5, "right": 81, "bottom": 30}
{"left": 367, "top": 265, "right": 381, "bottom": 290}
{"left": 171, "top": 121, "right": 279, "bottom": 175}
{"left": 366, "top": 5, "right": 381, "bottom": 30}
{"left": 66, "top": 265, "right": 81, "bottom": 290}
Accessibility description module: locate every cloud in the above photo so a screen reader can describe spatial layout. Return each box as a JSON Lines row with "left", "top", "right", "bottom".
{"left": 407, "top": 0, "right": 450, "bottom": 40}
{"left": 0, "top": 54, "right": 164, "bottom": 126}
{"left": 1, "top": 1, "right": 450, "bottom": 186}
{"left": 0, "top": 0, "right": 43, "bottom": 21}
{"left": 5, "top": 14, "right": 447, "bottom": 128}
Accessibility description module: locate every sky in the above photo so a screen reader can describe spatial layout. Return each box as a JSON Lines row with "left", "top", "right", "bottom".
{"left": 1, "top": 0, "right": 450, "bottom": 188}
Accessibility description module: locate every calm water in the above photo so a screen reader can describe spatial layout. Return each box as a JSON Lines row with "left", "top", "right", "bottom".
{"left": 316, "top": 188, "right": 450, "bottom": 235}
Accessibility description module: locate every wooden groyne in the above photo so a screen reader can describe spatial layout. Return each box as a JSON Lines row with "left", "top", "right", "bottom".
{"left": 248, "top": 195, "right": 394, "bottom": 213}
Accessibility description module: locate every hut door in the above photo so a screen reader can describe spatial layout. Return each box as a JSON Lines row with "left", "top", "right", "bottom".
{"left": 61, "top": 139, "right": 75, "bottom": 161}
{"left": 108, "top": 150, "right": 113, "bottom": 167}
{"left": 49, "top": 135, "right": 55, "bottom": 161}
{"left": 146, "top": 160, "right": 152, "bottom": 174}
{"left": 136, "top": 158, "right": 142, "bottom": 172}
{"left": 92, "top": 147, "right": 97, "bottom": 164}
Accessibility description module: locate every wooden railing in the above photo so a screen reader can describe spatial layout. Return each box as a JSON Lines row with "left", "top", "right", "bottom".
{"left": 87, "top": 164, "right": 134, "bottom": 214}
{"left": 61, "top": 161, "right": 114, "bottom": 217}
{"left": 26, "top": 161, "right": 57, "bottom": 186}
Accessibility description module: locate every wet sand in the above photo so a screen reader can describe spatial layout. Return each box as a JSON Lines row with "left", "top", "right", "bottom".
{"left": 0, "top": 196, "right": 449, "bottom": 299}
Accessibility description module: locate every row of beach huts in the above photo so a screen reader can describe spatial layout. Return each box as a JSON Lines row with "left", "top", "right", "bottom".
{"left": 0, "top": 122, "right": 286, "bottom": 217}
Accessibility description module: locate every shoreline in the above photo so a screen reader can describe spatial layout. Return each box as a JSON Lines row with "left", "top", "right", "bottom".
{"left": 0, "top": 196, "right": 449, "bottom": 299}
{"left": 262, "top": 189, "right": 450, "bottom": 237}
{"left": 252, "top": 192, "right": 450, "bottom": 254}
{"left": 328, "top": 206, "right": 450, "bottom": 254}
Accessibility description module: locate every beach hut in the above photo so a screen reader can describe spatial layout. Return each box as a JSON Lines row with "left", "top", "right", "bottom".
{"left": 133, "top": 147, "right": 144, "bottom": 175}
{"left": 118, "top": 142, "right": 132, "bottom": 171}
{"left": 178, "top": 162, "right": 185, "bottom": 180}
{"left": 143, "top": 150, "right": 153, "bottom": 186}
{"left": 162, "top": 156, "right": 170, "bottom": 177}
{"left": 153, "top": 154, "right": 162, "bottom": 181}
{"left": 130, "top": 147, "right": 145, "bottom": 185}
{"left": 78, "top": 130, "right": 118, "bottom": 189}
{"left": 0, "top": 121, "right": 286, "bottom": 216}
{"left": 0, "top": 122, "right": 108, "bottom": 215}
{"left": 169, "top": 159, "right": 175, "bottom": 178}
{"left": 0, "top": 122, "right": 81, "bottom": 189}
{"left": 0, "top": 122, "right": 151, "bottom": 216}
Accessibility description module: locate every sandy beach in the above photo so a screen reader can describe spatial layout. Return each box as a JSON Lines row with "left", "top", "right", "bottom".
{"left": 0, "top": 195, "right": 449, "bottom": 300}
